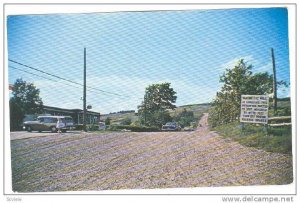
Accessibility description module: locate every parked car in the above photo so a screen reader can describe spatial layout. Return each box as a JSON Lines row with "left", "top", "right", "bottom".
{"left": 161, "top": 122, "right": 181, "bottom": 131}
{"left": 23, "top": 116, "right": 75, "bottom": 133}
{"left": 183, "top": 126, "right": 195, "bottom": 131}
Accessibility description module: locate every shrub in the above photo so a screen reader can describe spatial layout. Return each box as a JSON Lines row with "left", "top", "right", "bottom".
{"left": 120, "top": 117, "right": 132, "bottom": 125}
{"left": 108, "top": 125, "right": 159, "bottom": 132}
{"left": 105, "top": 117, "right": 111, "bottom": 125}
{"left": 87, "top": 124, "right": 99, "bottom": 131}
{"left": 174, "top": 108, "right": 195, "bottom": 127}
{"left": 75, "top": 124, "right": 84, "bottom": 130}
{"left": 75, "top": 124, "right": 99, "bottom": 131}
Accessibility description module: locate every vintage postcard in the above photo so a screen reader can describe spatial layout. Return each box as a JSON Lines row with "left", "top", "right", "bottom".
{"left": 5, "top": 4, "right": 295, "bottom": 195}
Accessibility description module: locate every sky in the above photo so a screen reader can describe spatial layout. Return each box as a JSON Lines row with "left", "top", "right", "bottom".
{"left": 7, "top": 8, "right": 291, "bottom": 114}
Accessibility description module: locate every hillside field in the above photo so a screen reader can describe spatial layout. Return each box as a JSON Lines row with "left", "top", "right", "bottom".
{"left": 100, "top": 103, "right": 211, "bottom": 126}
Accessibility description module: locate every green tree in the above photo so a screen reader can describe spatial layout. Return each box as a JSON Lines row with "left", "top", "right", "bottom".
{"left": 209, "top": 59, "right": 287, "bottom": 127}
{"left": 10, "top": 79, "right": 43, "bottom": 131}
{"left": 175, "top": 108, "right": 194, "bottom": 127}
{"left": 138, "top": 82, "right": 176, "bottom": 127}
{"left": 120, "top": 117, "right": 132, "bottom": 125}
{"left": 104, "top": 117, "right": 111, "bottom": 125}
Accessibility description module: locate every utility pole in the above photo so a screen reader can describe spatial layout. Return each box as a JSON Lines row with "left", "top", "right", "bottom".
{"left": 83, "top": 48, "right": 87, "bottom": 131}
{"left": 271, "top": 48, "right": 277, "bottom": 115}
{"left": 144, "top": 94, "right": 147, "bottom": 126}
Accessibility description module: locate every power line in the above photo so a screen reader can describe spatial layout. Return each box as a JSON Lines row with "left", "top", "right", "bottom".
{"left": 8, "top": 59, "right": 136, "bottom": 98}
{"left": 9, "top": 65, "right": 106, "bottom": 96}
{"left": 9, "top": 65, "right": 58, "bottom": 82}
{"left": 9, "top": 61, "right": 143, "bottom": 113}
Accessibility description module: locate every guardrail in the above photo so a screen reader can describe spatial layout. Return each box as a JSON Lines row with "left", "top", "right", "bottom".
{"left": 268, "top": 116, "right": 291, "bottom": 127}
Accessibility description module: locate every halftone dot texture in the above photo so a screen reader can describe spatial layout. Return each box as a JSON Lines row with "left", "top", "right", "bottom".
{"left": 11, "top": 115, "right": 292, "bottom": 192}
{"left": 7, "top": 8, "right": 290, "bottom": 113}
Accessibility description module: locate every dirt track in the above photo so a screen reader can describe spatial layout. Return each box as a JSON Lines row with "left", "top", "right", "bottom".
{"left": 10, "top": 114, "right": 293, "bottom": 192}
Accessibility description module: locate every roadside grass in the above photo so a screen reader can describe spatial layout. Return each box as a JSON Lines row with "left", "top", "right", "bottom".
{"left": 213, "top": 121, "right": 292, "bottom": 154}
{"left": 212, "top": 98, "right": 292, "bottom": 154}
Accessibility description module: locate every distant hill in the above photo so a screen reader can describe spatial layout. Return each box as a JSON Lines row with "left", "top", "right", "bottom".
{"left": 100, "top": 97, "right": 290, "bottom": 126}
{"left": 169, "top": 103, "right": 211, "bottom": 123}
{"left": 100, "top": 103, "right": 212, "bottom": 125}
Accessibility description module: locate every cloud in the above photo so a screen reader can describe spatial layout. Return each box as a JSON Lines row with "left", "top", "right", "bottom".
{"left": 220, "top": 55, "right": 256, "bottom": 70}
{"left": 34, "top": 79, "right": 83, "bottom": 108}
{"left": 277, "top": 86, "right": 290, "bottom": 98}
{"left": 32, "top": 74, "right": 219, "bottom": 114}
{"left": 253, "top": 62, "right": 272, "bottom": 74}
{"left": 33, "top": 55, "right": 280, "bottom": 114}
{"left": 32, "top": 76, "right": 161, "bottom": 113}
{"left": 219, "top": 55, "right": 274, "bottom": 75}
{"left": 87, "top": 76, "right": 217, "bottom": 113}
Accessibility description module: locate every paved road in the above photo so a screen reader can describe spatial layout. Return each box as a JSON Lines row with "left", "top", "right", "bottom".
{"left": 10, "top": 115, "right": 293, "bottom": 192}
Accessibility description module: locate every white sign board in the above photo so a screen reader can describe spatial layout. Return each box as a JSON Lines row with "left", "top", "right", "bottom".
{"left": 240, "top": 95, "right": 269, "bottom": 124}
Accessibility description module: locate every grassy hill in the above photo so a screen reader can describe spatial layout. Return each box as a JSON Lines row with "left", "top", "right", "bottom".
{"left": 101, "top": 112, "right": 139, "bottom": 125}
{"left": 168, "top": 103, "right": 211, "bottom": 123}
{"left": 101, "top": 103, "right": 211, "bottom": 126}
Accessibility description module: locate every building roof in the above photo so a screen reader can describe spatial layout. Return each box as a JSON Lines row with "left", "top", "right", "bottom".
{"left": 43, "top": 105, "right": 100, "bottom": 116}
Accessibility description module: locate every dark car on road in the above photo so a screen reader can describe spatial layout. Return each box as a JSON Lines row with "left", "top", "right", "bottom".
{"left": 161, "top": 122, "right": 181, "bottom": 131}
{"left": 23, "top": 116, "right": 74, "bottom": 133}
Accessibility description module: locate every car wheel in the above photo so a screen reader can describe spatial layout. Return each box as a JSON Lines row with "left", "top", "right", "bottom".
{"left": 27, "top": 126, "right": 32, "bottom": 132}
{"left": 50, "top": 126, "right": 57, "bottom": 133}
{"left": 61, "top": 129, "right": 67, "bottom": 133}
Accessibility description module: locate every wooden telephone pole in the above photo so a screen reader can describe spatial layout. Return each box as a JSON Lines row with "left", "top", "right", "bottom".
{"left": 83, "top": 48, "right": 87, "bottom": 131}
{"left": 271, "top": 48, "right": 277, "bottom": 115}
{"left": 144, "top": 93, "right": 147, "bottom": 126}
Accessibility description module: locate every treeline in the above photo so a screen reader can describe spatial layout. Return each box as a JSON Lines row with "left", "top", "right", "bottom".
{"left": 108, "top": 110, "right": 136, "bottom": 115}
{"left": 10, "top": 79, "right": 44, "bottom": 131}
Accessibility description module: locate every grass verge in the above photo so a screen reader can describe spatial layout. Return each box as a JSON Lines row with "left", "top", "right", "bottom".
{"left": 213, "top": 121, "right": 292, "bottom": 154}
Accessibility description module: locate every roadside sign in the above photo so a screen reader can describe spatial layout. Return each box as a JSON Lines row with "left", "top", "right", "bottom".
{"left": 240, "top": 95, "right": 269, "bottom": 124}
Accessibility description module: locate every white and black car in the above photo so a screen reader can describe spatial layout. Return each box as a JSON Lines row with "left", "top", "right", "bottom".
{"left": 23, "top": 116, "right": 74, "bottom": 133}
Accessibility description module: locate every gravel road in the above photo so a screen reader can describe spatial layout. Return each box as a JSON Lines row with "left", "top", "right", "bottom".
{"left": 10, "top": 114, "right": 293, "bottom": 192}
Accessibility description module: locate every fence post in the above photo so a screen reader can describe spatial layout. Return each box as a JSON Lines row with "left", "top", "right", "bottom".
{"left": 263, "top": 124, "right": 268, "bottom": 136}
{"left": 241, "top": 122, "right": 245, "bottom": 130}
{"left": 240, "top": 122, "right": 245, "bottom": 136}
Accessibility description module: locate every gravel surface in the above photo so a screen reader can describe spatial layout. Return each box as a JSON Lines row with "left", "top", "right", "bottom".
{"left": 10, "top": 114, "right": 293, "bottom": 192}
